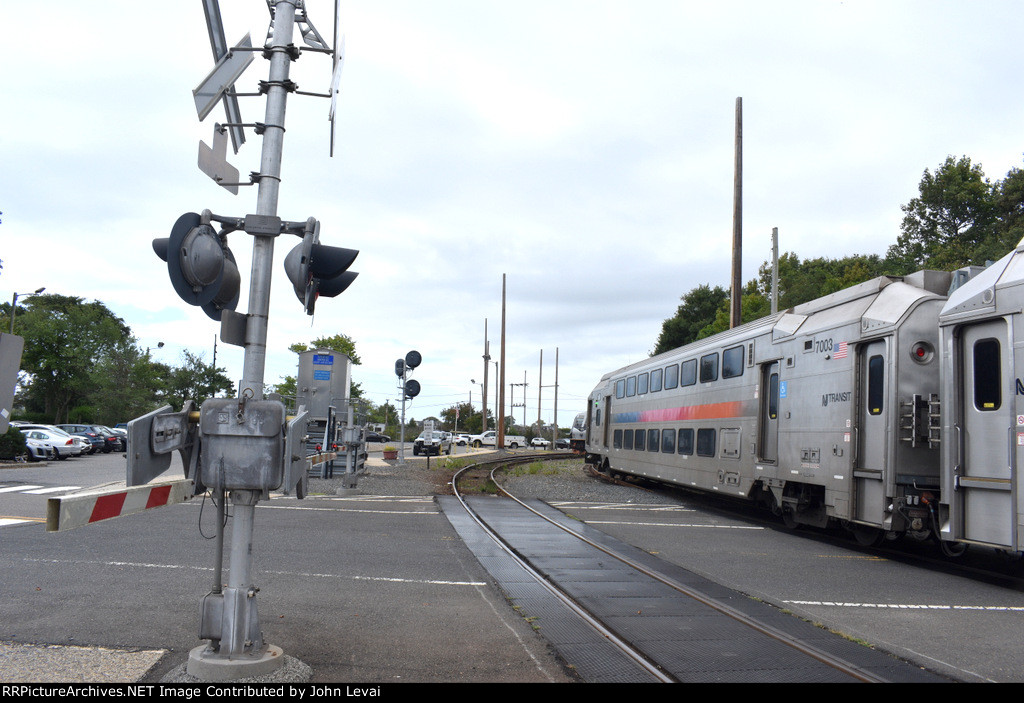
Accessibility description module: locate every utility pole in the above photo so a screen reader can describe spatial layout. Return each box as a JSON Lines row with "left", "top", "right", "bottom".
{"left": 730, "top": 97, "right": 743, "bottom": 329}
{"left": 771, "top": 227, "right": 779, "bottom": 314}
{"left": 498, "top": 275, "right": 506, "bottom": 449}
{"left": 537, "top": 350, "right": 543, "bottom": 425}
{"left": 482, "top": 319, "right": 490, "bottom": 432}
{"left": 552, "top": 347, "right": 559, "bottom": 447}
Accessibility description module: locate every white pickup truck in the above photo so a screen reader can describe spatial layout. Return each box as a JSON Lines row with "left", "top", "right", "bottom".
{"left": 469, "top": 430, "right": 527, "bottom": 449}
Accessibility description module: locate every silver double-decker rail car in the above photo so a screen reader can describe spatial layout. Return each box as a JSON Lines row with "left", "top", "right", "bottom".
{"left": 583, "top": 267, "right": 954, "bottom": 548}
{"left": 938, "top": 240, "right": 1024, "bottom": 556}
{"left": 569, "top": 412, "right": 587, "bottom": 454}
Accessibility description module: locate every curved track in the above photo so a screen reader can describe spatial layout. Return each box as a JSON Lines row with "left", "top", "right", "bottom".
{"left": 450, "top": 453, "right": 896, "bottom": 683}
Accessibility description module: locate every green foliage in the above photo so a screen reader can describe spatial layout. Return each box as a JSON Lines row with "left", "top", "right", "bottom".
{"left": 884, "top": 155, "right": 1024, "bottom": 273}
{"left": 16, "top": 294, "right": 135, "bottom": 423}
{"left": 652, "top": 284, "right": 728, "bottom": 355}
{"left": 162, "top": 350, "right": 233, "bottom": 411}
{"left": 11, "top": 293, "right": 233, "bottom": 424}
{"left": 439, "top": 402, "right": 492, "bottom": 434}
{"left": 289, "top": 334, "right": 361, "bottom": 365}
{"left": 0, "top": 425, "right": 26, "bottom": 460}
{"left": 654, "top": 153, "right": 1024, "bottom": 354}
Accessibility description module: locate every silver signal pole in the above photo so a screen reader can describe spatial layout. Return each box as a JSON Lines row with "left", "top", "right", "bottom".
{"left": 188, "top": 0, "right": 297, "bottom": 681}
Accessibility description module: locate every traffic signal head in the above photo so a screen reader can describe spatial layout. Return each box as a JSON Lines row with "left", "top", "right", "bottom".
{"left": 153, "top": 212, "right": 240, "bottom": 321}
{"left": 403, "top": 379, "right": 420, "bottom": 399}
{"left": 284, "top": 219, "right": 358, "bottom": 315}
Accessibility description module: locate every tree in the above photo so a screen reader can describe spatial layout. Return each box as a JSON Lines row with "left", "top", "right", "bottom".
{"left": 756, "top": 252, "right": 886, "bottom": 309}
{"left": 163, "top": 350, "right": 233, "bottom": 411}
{"left": 288, "top": 334, "right": 361, "bottom": 365}
{"left": 885, "top": 155, "right": 997, "bottom": 272}
{"left": 16, "top": 294, "right": 135, "bottom": 423}
{"left": 652, "top": 284, "right": 728, "bottom": 355}
{"left": 439, "top": 402, "right": 491, "bottom": 435}
{"left": 85, "top": 340, "right": 170, "bottom": 424}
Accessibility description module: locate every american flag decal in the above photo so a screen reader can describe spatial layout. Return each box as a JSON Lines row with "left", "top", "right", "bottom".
{"left": 833, "top": 341, "right": 848, "bottom": 359}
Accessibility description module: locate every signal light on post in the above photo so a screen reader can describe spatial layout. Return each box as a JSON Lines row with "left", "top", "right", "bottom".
{"left": 283, "top": 218, "right": 358, "bottom": 316}
{"left": 153, "top": 212, "right": 240, "bottom": 321}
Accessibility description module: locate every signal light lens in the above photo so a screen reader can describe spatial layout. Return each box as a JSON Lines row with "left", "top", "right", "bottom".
{"left": 910, "top": 342, "right": 934, "bottom": 364}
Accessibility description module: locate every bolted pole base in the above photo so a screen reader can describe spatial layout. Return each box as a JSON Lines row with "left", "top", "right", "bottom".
{"left": 186, "top": 643, "right": 284, "bottom": 681}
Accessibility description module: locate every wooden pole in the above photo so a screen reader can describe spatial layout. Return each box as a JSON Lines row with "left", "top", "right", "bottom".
{"left": 481, "top": 319, "right": 489, "bottom": 432}
{"left": 498, "top": 275, "right": 506, "bottom": 449}
{"left": 771, "top": 227, "right": 779, "bottom": 314}
{"left": 730, "top": 97, "right": 743, "bottom": 329}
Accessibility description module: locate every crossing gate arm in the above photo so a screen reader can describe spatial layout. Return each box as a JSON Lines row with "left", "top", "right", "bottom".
{"left": 46, "top": 479, "right": 195, "bottom": 532}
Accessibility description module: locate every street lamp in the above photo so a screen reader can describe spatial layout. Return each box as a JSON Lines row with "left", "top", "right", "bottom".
{"left": 8, "top": 287, "right": 45, "bottom": 334}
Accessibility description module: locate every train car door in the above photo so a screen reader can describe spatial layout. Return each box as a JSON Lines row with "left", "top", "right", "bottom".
{"left": 759, "top": 361, "right": 780, "bottom": 463}
{"left": 603, "top": 395, "right": 612, "bottom": 449}
{"left": 956, "top": 320, "right": 1015, "bottom": 549}
{"left": 854, "top": 340, "right": 888, "bottom": 524}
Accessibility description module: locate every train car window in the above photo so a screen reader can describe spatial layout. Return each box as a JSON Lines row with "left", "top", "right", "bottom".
{"left": 681, "top": 359, "right": 697, "bottom": 386}
{"left": 650, "top": 368, "right": 663, "bottom": 392}
{"left": 661, "top": 429, "right": 675, "bottom": 453}
{"left": 974, "top": 338, "right": 1001, "bottom": 411}
{"left": 868, "top": 355, "right": 884, "bottom": 415}
{"left": 768, "top": 372, "right": 779, "bottom": 419}
{"left": 616, "top": 379, "right": 625, "bottom": 399}
{"left": 647, "top": 429, "right": 660, "bottom": 452}
{"left": 634, "top": 429, "right": 645, "bottom": 449}
{"left": 696, "top": 428, "right": 716, "bottom": 456}
{"left": 623, "top": 429, "right": 634, "bottom": 450}
{"left": 637, "top": 372, "right": 649, "bottom": 395}
{"left": 700, "top": 353, "right": 719, "bottom": 383}
{"left": 664, "top": 364, "right": 679, "bottom": 389}
{"left": 723, "top": 345, "right": 744, "bottom": 378}
{"left": 678, "top": 428, "right": 694, "bottom": 455}
{"left": 626, "top": 376, "right": 637, "bottom": 397}
{"left": 613, "top": 430, "right": 622, "bottom": 449}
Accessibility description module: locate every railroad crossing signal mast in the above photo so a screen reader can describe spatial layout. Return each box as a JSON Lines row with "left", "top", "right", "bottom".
{"left": 127, "top": 0, "right": 354, "bottom": 681}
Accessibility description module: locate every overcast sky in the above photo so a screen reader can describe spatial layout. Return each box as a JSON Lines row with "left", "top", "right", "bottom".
{"left": 3, "top": 1, "right": 1023, "bottom": 429}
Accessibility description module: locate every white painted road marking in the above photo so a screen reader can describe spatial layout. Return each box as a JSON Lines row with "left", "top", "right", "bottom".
{"left": 787, "top": 600, "right": 1024, "bottom": 611}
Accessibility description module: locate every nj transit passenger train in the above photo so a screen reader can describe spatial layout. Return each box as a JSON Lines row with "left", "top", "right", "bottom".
{"left": 583, "top": 241, "right": 1024, "bottom": 556}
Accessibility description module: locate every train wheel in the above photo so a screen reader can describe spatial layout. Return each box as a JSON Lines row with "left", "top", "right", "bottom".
{"left": 940, "top": 540, "right": 969, "bottom": 558}
{"left": 852, "top": 525, "right": 886, "bottom": 547}
{"left": 781, "top": 507, "right": 800, "bottom": 530}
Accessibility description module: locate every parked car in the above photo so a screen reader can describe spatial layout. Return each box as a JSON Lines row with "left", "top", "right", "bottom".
{"left": 364, "top": 431, "right": 392, "bottom": 443}
{"left": 413, "top": 431, "right": 453, "bottom": 456}
{"left": 455, "top": 434, "right": 471, "bottom": 446}
{"left": 530, "top": 437, "right": 551, "bottom": 448}
{"left": 56, "top": 424, "right": 120, "bottom": 453}
{"left": 99, "top": 425, "right": 127, "bottom": 451}
{"left": 555, "top": 438, "right": 569, "bottom": 449}
{"left": 22, "top": 434, "right": 51, "bottom": 461}
{"left": 20, "top": 429, "right": 78, "bottom": 460}
{"left": 54, "top": 424, "right": 105, "bottom": 454}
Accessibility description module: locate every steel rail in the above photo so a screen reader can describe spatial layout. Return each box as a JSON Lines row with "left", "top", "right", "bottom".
{"left": 451, "top": 454, "right": 676, "bottom": 683}
{"left": 486, "top": 458, "right": 890, "bottom": 683}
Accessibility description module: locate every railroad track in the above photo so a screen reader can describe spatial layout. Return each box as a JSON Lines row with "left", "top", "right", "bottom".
{"left": 450, "top": 453, "right": 898, "bottom": 684}
{"left": 583, "top": 460, "right": 1024, "bottom": 591}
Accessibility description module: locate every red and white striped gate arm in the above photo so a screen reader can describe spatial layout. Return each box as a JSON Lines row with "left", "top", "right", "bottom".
{"left": 46, "top": 479, "right": 195, "bottom": 532}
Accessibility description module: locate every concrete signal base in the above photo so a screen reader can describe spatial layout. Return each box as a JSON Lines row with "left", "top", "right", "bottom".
{"left": 186, "top": 643, "right": 286, "bottom": 681}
